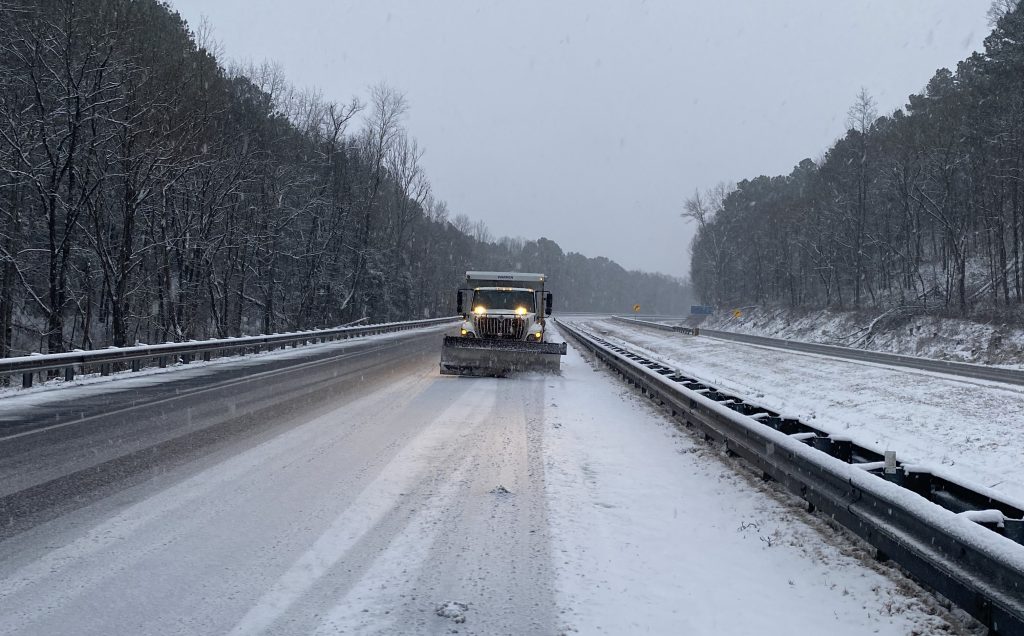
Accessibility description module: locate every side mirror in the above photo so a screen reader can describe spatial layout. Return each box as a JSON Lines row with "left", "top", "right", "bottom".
{"left": 457, "top": 289, "right": 471, "bottom": 315}
{"left": 544, "top": 292, "right": 553, "bottom": 317}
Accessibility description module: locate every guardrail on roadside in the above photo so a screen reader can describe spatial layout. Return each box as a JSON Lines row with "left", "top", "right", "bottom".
{"left": 610, "top": 315, "right": 1024, "bottom": 386}
{"left": 557, "top": 318, "right": 1024, "bottom": 635}
{"left": 611, "top": 315, "right": 700, "bottom": 336}
{"left": 1, "top": 317, "right": 460, "bottom": 390}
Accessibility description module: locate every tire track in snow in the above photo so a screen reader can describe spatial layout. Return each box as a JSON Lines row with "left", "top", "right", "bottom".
{"left": 226, "top": 379, "right": 501, "bottom": 635}
{"left": 308, "top": 374, "right": 555, "bottom": 635}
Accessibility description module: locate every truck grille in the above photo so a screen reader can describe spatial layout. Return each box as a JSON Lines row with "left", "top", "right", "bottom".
{"left": 475, "top": 316, "right": 526, "bottom": 339}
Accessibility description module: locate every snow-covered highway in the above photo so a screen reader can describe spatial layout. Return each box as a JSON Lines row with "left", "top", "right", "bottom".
{"left": 0, "top": 325, "right": 961, "bottom": 634}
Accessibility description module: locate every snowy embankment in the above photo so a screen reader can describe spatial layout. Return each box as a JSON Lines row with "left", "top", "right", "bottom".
{"left": 583, "top": 317, "right": 1024, "bottom": 506}
{"left": 700, "top": 306, "right": 1024, "bottom": 369}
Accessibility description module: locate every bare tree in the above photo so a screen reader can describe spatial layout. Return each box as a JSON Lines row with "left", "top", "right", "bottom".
{"left": 682, "top": 183, "right": 733, "bottom": 306}
{"left": 846, "top": 88, "right": 879, "bottom": 307}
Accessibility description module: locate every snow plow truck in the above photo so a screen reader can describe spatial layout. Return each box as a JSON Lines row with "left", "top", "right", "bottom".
{"left": 439, "top": 271, "right": 568, "bottom": 375}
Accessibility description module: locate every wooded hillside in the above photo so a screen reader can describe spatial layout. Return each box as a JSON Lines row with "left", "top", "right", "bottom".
{"left": 688, "top": 2, "right": 1024, "bottom": 322}
{"left": 0, "top": 0, "right": 689, "bottom": 356}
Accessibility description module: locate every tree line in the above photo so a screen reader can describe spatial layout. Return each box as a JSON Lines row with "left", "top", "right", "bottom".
{"left": 0, "top": 0, "right": 689, "bottom": 357}
{"left": 687, "top": 1, "right": 1024, "bottom": 322}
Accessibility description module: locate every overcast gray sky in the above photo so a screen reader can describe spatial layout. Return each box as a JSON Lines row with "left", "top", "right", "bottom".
{"left": 169, "top": 1, "right": 991, "bottom": 278}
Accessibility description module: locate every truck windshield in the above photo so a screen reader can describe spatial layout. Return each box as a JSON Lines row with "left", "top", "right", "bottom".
{"left": 473, "top": 289, "right": 536, "bottom": 312}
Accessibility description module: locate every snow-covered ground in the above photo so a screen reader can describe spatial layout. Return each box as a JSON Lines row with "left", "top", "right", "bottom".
{"left": 543, "top": 340, "right": 959, "bottom": 635}
{"left": 0, "top": 325, "right": 963, "bottom": 634}
{"left": 698, "top": 306, "right": 1024, "bottom": 369}
{"left": 580, "top": 317, "right": 1024, "bottom": 506}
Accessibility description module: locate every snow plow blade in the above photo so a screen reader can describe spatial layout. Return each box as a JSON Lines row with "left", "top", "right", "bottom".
{"left": 439, "top": 336, "right": 568, "bottom": 376}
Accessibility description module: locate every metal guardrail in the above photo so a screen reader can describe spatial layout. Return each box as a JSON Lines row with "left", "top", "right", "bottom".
{"left": 611, "top": 315, "right": 1024, "bottom": 386}
{"left": 557, "top": 318, "right": 1024, "bottom": 635}
{"left": 1, "top": 317, "right": 459, "bottom": 389}
{"left": 612, "top": 315, "right": 700, "bottom": 336}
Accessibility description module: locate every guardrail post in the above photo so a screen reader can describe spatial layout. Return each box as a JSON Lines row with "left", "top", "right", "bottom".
{"left": 64, "top": 366, "right": 74, "bottom": 382}
{"left": 22, "top": 372, "right": 32, "bottom": 388}
{"left": 203, "top": 352, "right": 211, "bottom": 362}
{"left": 1006, "top": 519, "right": 1024, "bottom": 545}
{"left": 158, "top": 356, "right": 167, "bottom": 368}
{"left": 131, "top": 359, "right": 141, "bottom": 372}
{"left": 101, "top": 363, "right": 110, "bottom": 376}
{"left": 883, "top": 450, "right": 905, "bottom": 485}
{"left": 830, "top": 438, "right": 852, "bottom": 462}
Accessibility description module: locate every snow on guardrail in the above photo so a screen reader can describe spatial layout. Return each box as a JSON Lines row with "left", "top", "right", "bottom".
{"left": 1, "top": 316, "right": 459, "bottom": 389}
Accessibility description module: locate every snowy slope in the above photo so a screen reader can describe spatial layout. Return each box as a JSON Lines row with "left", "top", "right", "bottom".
{"left": 700, "top": 306, "right": 1024, "bottom": 369}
